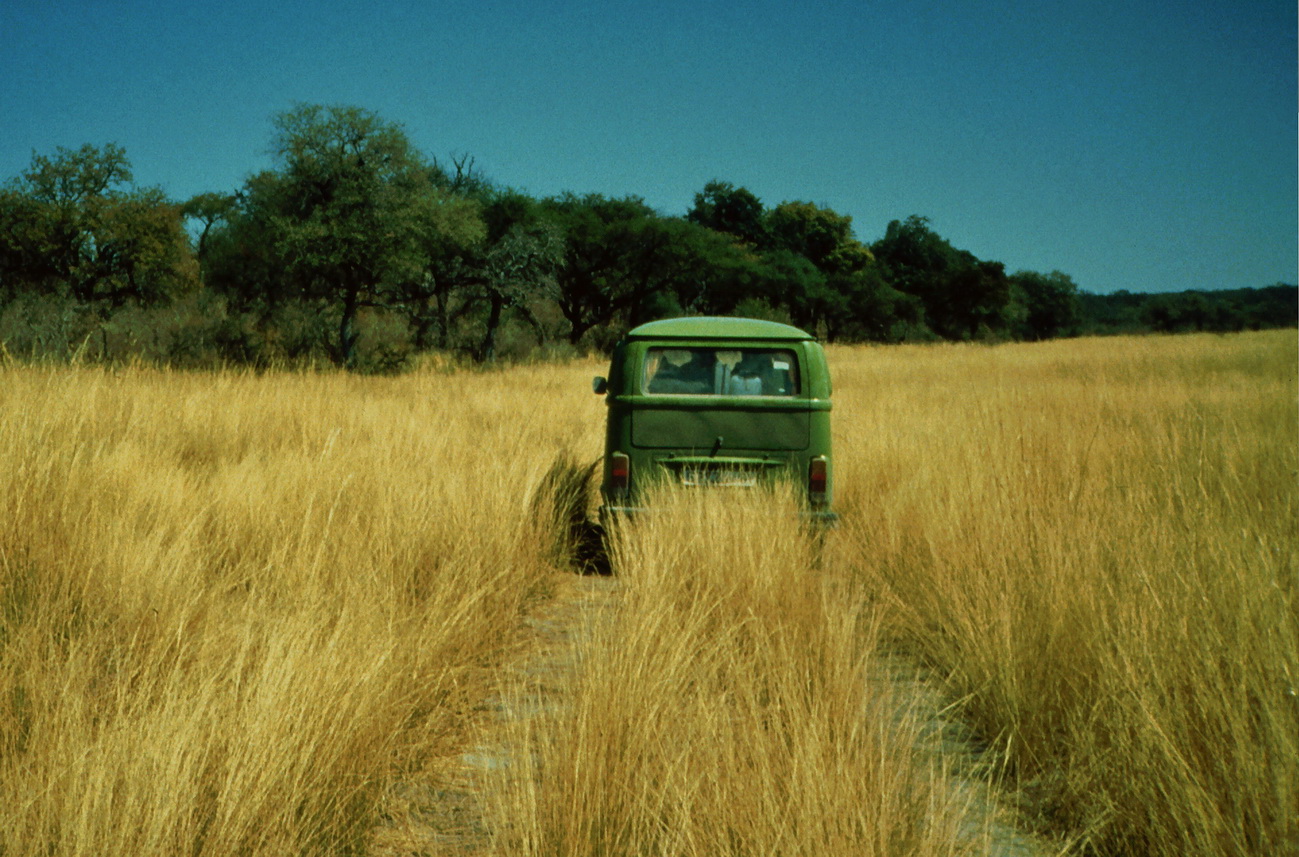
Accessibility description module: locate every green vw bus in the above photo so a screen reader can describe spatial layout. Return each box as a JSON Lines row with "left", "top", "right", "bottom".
{"left": 592, "top": 317, "right": 835, "bottom": 524}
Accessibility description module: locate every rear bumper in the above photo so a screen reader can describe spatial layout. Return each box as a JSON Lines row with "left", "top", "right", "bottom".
{"left": 599, "top": 504, "right": 837, "bottom": 529}
{"left": 804, "top": 509, "right": 839, "bottom": 527}
{"left": 598, "top": 504, "right": 648, "bottom": 529}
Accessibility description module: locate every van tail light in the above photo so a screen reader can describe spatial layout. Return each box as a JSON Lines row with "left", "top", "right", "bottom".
{"left": 808, "top": 456, "right": 828, "bottom": 504}
{"left": 609, "top": 452, "right": 630, "bottom": 495}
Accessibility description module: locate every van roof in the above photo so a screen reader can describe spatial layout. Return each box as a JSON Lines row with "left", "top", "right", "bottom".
{"left": 624, "top": 316, "right": 815, "bottom": 341}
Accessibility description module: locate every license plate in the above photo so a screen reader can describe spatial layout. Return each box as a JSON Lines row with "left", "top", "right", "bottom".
{"left": 680, "top": 468, "right": 758, "bottom": 488}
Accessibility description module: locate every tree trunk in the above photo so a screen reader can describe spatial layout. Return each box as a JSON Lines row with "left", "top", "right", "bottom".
{"left": 338, "top": 289, "right": 360, "bottom": 368}
{"left": 478, "top": 293, "right": 504, "bottom": 363}
{"left": 566, "top": 319, "right": 591, "bottom": 347}
{"left": 412, "top": 309, "right": 436, "bottom": 351}
{"left": 434, "top": 289, "right": 452, "bottom": 349}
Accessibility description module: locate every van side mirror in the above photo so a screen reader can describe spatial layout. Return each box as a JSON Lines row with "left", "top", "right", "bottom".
{"left": 592, "top": 376, "right": 608, "bottom": 395}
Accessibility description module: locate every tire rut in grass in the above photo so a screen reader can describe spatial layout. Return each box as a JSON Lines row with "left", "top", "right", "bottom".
{"left": 369, "top": 574, "right": 619, "bottom": 855}
{"left": 373, "top": 574, "right": 1060, "bottom": 856}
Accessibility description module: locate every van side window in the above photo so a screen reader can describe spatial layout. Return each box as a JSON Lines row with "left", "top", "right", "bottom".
{"left": 643, "top": 348, "right": 800, "bottom": 396}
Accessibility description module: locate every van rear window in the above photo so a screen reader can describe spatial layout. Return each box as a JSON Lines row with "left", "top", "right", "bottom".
{"left": 643, "top": 348, "right": 800, "bottom": 396}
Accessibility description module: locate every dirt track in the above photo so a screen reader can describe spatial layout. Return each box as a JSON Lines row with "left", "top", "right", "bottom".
{"left": 372, "top": 574, "right": 1057, "bottom": 856}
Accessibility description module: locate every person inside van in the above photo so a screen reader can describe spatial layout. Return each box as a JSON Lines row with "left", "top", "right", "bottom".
{"left": 646, "top": 348, "right": 713, "bottom": 394}
{"left": 725, "top": 352, "right": 767, "bottom": 395}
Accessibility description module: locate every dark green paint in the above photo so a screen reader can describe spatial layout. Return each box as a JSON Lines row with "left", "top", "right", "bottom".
{"left": 594, "top": 316, "right": 835, "bottom": 522}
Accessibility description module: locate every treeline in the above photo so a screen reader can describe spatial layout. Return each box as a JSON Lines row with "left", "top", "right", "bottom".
{"left": 1, "top": 104, "right": 1293, "bottom": 371}
{"left": 1078, "top": 286, "right": 1297, "bottom": 336}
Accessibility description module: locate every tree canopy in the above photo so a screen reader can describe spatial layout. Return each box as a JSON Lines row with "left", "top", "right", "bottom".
{"left": 202, "top": 105, "right": 484, "bottom": 366}
{"left": 1, "top": 105, "right": 1292, "bottom": 369}
{"left": 0, "top": 143, "right": 195, "bottom": 309}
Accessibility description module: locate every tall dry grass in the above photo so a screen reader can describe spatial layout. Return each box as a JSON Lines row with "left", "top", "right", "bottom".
{"left": 0, "top": 360, "right": 604, "bottom": 856}
{"left": 2, "top": 330, "right": 1293, "bottom": 856}
{"left": 482, "top": 485, "right": 1000, "bottom": 857}
{"left": 833, "top": 331, "right": 1298, "bottom": 855}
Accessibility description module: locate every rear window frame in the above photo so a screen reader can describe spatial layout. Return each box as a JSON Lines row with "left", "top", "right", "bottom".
{"left": 640, "top": 345, "right": 802, "bottom": 397}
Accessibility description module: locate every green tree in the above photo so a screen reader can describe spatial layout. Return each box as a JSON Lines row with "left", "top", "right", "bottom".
{"left": 204, "top": 105, "right": 483, "bottom": 367}
{"left": 827, "top": 269, "right": 922, "bottom": 343}
{"left": 271, "top": 104, "right": 428, "bottom": 366}
{"left": 0, "top": 188, "right": 53, "bottom": 302}
{"left": 666, "top": 222, "right": 769, "bottom": 318}
{"left": 873, "top": 215, "right": 1012, "bottom": 340}
{"left": 181, "top": 191, "right": 237, "bottom": 267}
{"left": 945, "top": 254, "right": 1011, "bottom": 339}
{"left": 1141, "top": 292, "right": 1214, "bottom": 333}
{"left": 1076, "top": 289, "right": 1148, "bottom": 334}
{"left": 1009, "top": 270, "right": 1080, "bottom": 340}
{"left": 754, "top": 249, "right": 826, "bottom": 332}
{"left": 540, "top": 194, "right": 777, "bottom": 344}
{"left": 542, "top": 193, "right": 657, "bottom": 345}
{"left": 764, "top": 201, "right": 874, "bottom": 276}
{"left": 21, "top": 142, "right": 132, "bottom": 203}
{"left": 462, "top": 189, "right": 561, "bottom": 361}
{"left": 202, "top": 172, "right": 293, "bottom": 314}
{"left": 383, "top": 176, "right": 485, "bottom": 353}
{"left": 760, "top": 200, "right": 906, "bottom": 340}
{"left": 872, "top": 215, "right": 952, "bottom": 296}
{"left": 686, "top": 180, "right": 767, "bottom": 246}
{"left": 0, "top": 143, "right": 196, "bottom": 308}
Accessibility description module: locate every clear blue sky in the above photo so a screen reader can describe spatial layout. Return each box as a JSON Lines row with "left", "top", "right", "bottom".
{"left": 2, "top": 0, "right": 1294, "bottom": 294}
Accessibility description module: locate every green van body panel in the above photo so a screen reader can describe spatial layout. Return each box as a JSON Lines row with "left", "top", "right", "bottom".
{"left": 595, "top": 316, "right": 835, "bottom": 523}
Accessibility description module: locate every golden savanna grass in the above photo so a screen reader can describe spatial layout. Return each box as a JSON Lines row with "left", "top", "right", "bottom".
{"left": 833, "top": 331, "right": 1298, "bottom": 855}
{"left": 0, "top": 363, "right": 592, "bottom": 855}
{"left": 480, "top": 485, "right": 1010, "bottom": 857}
{"left": 0, "top": 329, "right": 1294, "bottom": 856}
